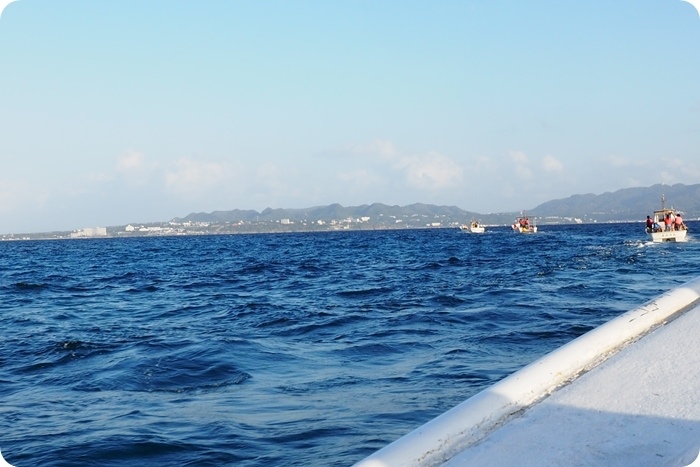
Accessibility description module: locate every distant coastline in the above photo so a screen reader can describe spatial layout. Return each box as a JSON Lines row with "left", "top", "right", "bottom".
{"left": 1, "top": 216, "right": 637, "bottom": 242}
{"left": 3, "top": 183, "right": 699, "bottom": 240}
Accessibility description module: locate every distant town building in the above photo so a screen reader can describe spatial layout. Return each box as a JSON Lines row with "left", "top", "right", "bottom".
{"left": 70, "top": 227, "right": 107, "bottom": 238}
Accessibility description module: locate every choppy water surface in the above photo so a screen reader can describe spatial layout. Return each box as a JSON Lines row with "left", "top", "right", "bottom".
{"left": 1, "top": 222, "right": 699, "bottom": 466}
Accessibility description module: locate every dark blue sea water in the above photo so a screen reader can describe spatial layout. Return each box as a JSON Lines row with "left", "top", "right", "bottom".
{"left": 1, "top": 222, "right": 699, "bottom": 466}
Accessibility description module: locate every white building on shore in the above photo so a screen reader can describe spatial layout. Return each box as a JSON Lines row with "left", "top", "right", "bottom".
{"left": 70, "top": 227, "right": 107, "bottom": 238}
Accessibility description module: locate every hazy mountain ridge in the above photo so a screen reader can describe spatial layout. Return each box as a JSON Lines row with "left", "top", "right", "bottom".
{"left": 528, "top": 183, "right": 700, "bottom": 221}
{"left": 175, "top": 183, "right": 700, "bottom": 225}
{"left": 175, "top": 202, "right": 485, "bottom": 224}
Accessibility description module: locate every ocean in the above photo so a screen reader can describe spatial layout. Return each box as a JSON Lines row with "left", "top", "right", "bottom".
{"left": 1, "top": 222, "right": 699, "bottom": 466}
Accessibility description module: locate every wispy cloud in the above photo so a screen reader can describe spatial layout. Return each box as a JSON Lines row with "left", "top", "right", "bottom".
{"left": 344, "top": 139, "right": 399, "bottom": 161}
{"left": 509, "top": 150, "right": 533, "bottom": 179}
{"left": 116, "top": 149, "right": 154, "bottom": 172}
{"left": 253, "top": 162, "right": 299, "bottom": 196}
{"left": 398, "top": 151, "right": 464, "bottom": 190}
{"left": 328, "top": 139, "right": 465, "bottom": 193}
{"left": 338, "top": 169, "right": 383, "bottom": 188}
{"left": 164, "top": 158, "right": 235, "bottom": 198}
{"left": 111, "top": 149, "right": 161, "bottom": 187}
{"left": 542, "top": 154, "right": 563, "bottom": 173}
{"left": 0, "top": 178, "right": 49, "bottom": 213}
{"left": 659, "top": 156, "right": 700, "bottom": 184}
{"left": 604, "top": 155, "right": 648, "bottom": 168}
{"left": 662, "top": 156, "right": 690, "bottom": 170}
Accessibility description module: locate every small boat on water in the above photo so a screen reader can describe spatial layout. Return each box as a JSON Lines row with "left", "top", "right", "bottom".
{"left": 512, "top": 216, "right": 537, "bottom": 234}
{"left": 646, "top": 195, "right": 688, "bottom": 243}
{"left": 460, "top": 221, "right": 485, "bottom": 234}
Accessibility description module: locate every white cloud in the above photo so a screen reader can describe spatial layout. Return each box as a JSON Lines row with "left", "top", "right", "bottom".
{"left": 105, "top": 150, "right": 160, "bottom": 188}
{"left": 398, "top": 151, "right": 464, "bottom": 190}
{"left": 658, "top": 158, "right": 687, "bottom": 184}
{"left": 542, "top": 154, "right": 563, "bottom": 173}
{"left": 596, "top": 154, "right": 699, "bottom": 193}
{"left": 659, "top": 171, "right": 675, "bottom": 185}
{"left": 332, "top": 139, "right": 464, "bottom": 193}
{"left": 245, "top": 162, "right": 314, "bottom": 207}
{"left": 0, "top": 178, "right": 50, "bottom": 213}
{"left": 117, "top": 150, "right": 143, "bottom": 171}
{"left": 344, "top": 139, "right": 399, "bottom": 161}
{"left": 338, "top": 169, "right": 383, "bottom": 188}
{"left": 116, "top": 149, "right": 157, "bottom": 173}
{"left": 369, "top": 139, "right": 399, "bottom": 160}
{"left": 659, "top": 162, "right": 700, "bottom": 184}
{"left": 661, "top": 156, "right": 689, "bottom": 170}
{"left": 509, "top": 150, "right": 532, "bottom": 179}
{"left": 164, "top": 158, "right": 232, "bottom": 198}
{"left": 509, "top": 150, "right": 528, "bottom": 164}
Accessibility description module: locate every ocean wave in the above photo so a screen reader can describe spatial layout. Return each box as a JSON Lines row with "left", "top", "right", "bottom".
{"left": 2, "top": 223, "right": 700, "bottom": 466}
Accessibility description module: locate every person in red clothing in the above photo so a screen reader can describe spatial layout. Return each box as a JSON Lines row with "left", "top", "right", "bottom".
{"left": 664, "top": 214, "right": 673, "bottom": 231}
{"left": 646, "top": 215, "right": 654, "bottom": 232}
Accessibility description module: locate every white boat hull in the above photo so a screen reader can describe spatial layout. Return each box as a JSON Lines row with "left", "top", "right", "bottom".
{"left": 512, "top": 225, "right": 537, "bottom": 234}
{"left": 460, "top": 224, "right": 485, "bottom": 234}
{"left": 648, "top": 229, "right": 687, "bottom": 243}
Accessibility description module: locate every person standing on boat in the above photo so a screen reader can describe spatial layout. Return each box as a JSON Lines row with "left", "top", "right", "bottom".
{"left": 675, "top": 213, "right": 684, "bottom": 231}
{"left": 646, "top": 216, "right": 654, "bottom": 232}
{"left": 664, "top": 214, "right": 673, "bottom": 231}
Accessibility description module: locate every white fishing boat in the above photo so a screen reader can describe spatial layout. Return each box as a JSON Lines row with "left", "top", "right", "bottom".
{"left": 512, "top": 216, "right": 537, "bottom": 234}
{"left": 646, "top": 195, "right": 688, "bottom": 243}
{"left": 460, "top": 221, "right": 485, "bottom": 234}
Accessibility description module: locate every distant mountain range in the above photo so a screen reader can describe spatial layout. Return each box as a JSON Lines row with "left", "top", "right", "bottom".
{"left": 528, "top": 183, "right": 700, "bottom": 222}
{"left": 173, "top": 183, "right": 700, "bottom": 225}
{"left": 174, "top": 202, "right": 483, "bottom": 224}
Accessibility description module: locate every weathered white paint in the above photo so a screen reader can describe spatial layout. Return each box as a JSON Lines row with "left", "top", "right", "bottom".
{"left": 356, "top": 275, "right": 700, "bottom": 467}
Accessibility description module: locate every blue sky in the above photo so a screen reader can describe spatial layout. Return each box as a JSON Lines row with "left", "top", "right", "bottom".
{"left": 1, "top": 0, "right": 699, "bottom": 234}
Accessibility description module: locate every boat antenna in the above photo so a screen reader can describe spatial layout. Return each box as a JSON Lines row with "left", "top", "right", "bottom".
{"left": 661, "top": 194, "right": 665, "bottom": 210}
